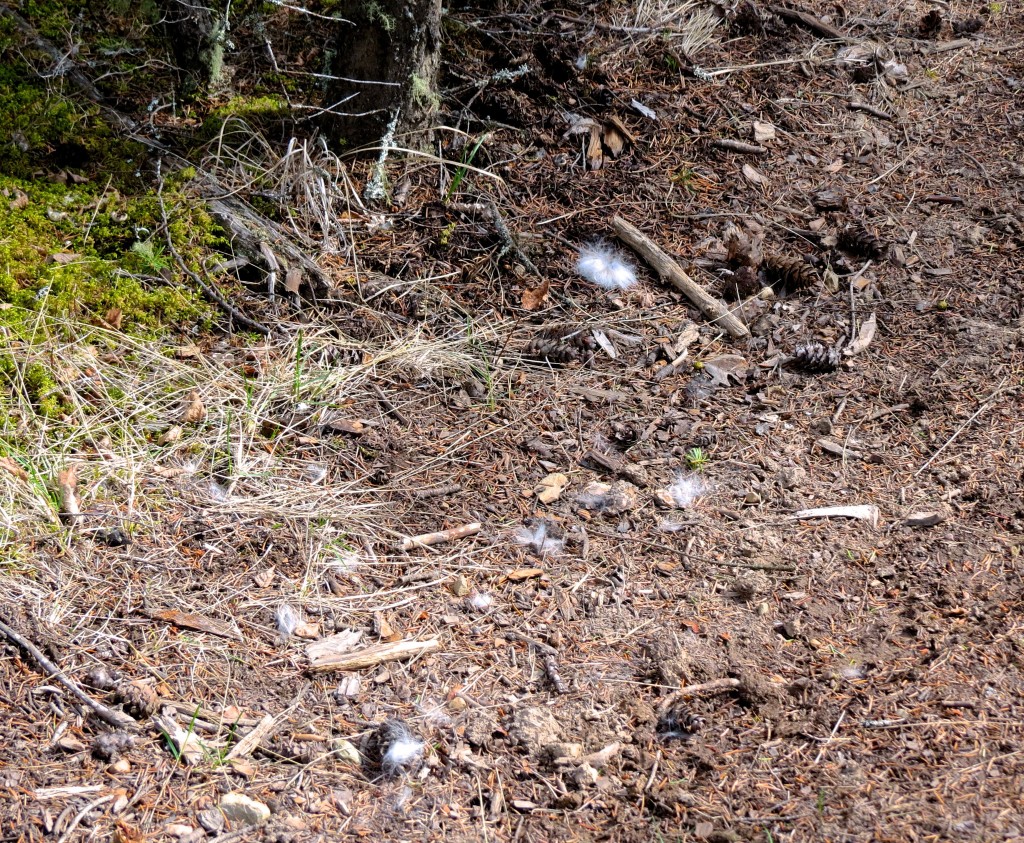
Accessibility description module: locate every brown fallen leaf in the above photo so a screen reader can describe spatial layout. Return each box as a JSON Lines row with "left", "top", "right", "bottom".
{"left": 182, "top": 390, "right": 206, "bottom": 424}
{"left": 521, "top": 278, "right": 550, "bottom": 311}
{"left": 48, "top": 252, "right": 82, "bottom": 265}
{"left": 103, "top": 307, "right": 123, "bottom": 330}
{"left": 9, "top": 190, "right": 29, "bottom": 211}
{"left": 145, "top": 608, "right": 242, "bottom": 640}
{"left": 503, "top": 567, "right": 545, "bottom": 582}
{"left": 0, "top": 456, "right": 29, "bottom": 482}
{"left": 285, "top": 267, "right": 303, "bottom": 294}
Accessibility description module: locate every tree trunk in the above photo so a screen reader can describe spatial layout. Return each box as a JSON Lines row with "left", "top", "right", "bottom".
{"left": 326, "top": 0, "right": 442, "bottom": 147}
{"left": 158, "top": 0, "right": 230, "bottom": 97}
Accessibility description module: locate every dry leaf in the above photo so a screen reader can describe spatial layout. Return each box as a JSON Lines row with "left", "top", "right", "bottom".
{"left": 9, "top": 190, "right": 28, "bottom": 211}
{"left": 504, "top": 567, "right": 545, "bottom": 582}
{"left": 182, "top": 390, "right": 206, "bottom": 424}
{"left": 285, "top": 267, "right": 303, "bottom": 294}
{"left": 752, "top": 120, "right": 776, "bottom": 143}
{"left": 533, "top": 472, "right": 569, "bottom": 504}
{"left": 844, "top": 313, "right": 877, "bottom": 356}
{"left": 146, "top": 608, "right": 242, "bottom": 639}
{"left": 521, "top": 279, "right": 550, "bottom": 311}
{"left": 741, "top": 163, "right": 769, "bottom": 186}
{"left": 104, "top": 307, "right": 123, "bottom": 329}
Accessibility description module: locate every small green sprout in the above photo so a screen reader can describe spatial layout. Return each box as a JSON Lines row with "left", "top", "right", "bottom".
{"left": 685, "top": 447, "right": 709, "bottom": 472}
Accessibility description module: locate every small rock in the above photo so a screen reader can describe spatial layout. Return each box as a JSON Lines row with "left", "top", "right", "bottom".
{"left": 220, "top": 793, "right": 270, "bottom": 828}
{"left": 575, "top": 481, "right": 638, "bottom": 515}
{"left": 165, "top": 824, "right": 193, "bottom": 838}
{"left": 331, "top": 738, "right": 362, "bottom": 766}
{"left": 905, "top": 510, "right": 945, "bottom": 527}
{"left": 778, "top": 466, "right": 806, "bottom": 490}
{"left": 197, "top": 809, "right": 225, "bottom": 834}
{"left": 876, "top": 565, "right": 897, "bottom": 579}
{"left": 107, "top": 758, "right": 131, "bottom": 774}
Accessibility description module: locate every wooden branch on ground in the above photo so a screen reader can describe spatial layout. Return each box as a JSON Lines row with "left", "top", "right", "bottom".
{"left": 611, "top": 217, "right": 749, "bottom": 339}
{"left": 306, "top": 637, "right": 440, "bottom": 672}
{"left": 769, "top": 4, "right": 845, "bottom": 39}
{"left": 399, "top": 521, "right": 482, "bottom": 551}
{"left": 156, "top": 175, "right": 276, "bottom": 336}
{"left": 0, "top": 618, "right": 138, "bottom": 730}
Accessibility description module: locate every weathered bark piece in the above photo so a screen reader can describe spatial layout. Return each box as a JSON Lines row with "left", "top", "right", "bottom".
{"left": 204, "top": 193, "right": 333, "bottom": 301}
{"left": 611, "top": 217, "right": 749, "bottom": 339}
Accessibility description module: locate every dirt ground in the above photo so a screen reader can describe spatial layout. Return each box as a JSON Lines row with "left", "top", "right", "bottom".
{"left": 3, "top": 1, "right": 1024, "bottom": 841}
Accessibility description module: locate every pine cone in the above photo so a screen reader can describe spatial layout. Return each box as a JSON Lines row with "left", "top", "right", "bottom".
{"left": 838, "top": 225, "right": 888, "bottom": 260}
{"left": 524, "top": 325, "right": 596, "bottom": 364}
{"left": 919, "top": 9, "right": 942, "bottom": 38}
{"left": 723, "top": 265, "right": 762, "bottom": 300}
{"left": 261, "top": 736, "right": 326, "bottom": 764}
{"left": 763, "top": 254, "right": 818, "bottom": 294}
{"left": 657, "top": 702, "right": 705, "bottom": 740}
{"left": 791, "top": 342, "right": 842, "bottom": 373}
{"left": 113, "top": 680, "right": 158, "bottom": 719}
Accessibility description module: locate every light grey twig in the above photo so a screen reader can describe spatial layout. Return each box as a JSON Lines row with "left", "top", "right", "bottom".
{"left": 0, "top": 618, "right": 137, "bottom": 730}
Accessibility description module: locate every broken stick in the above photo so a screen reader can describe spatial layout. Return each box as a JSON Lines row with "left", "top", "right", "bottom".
{"left": 399, "top": 521, "right": 482, "bottom": 551}
{"left": 611, "top": 216, "right": 749, "bottom": 339}
{"left": 307, "top": 637, "right": 440, "bottom": 672}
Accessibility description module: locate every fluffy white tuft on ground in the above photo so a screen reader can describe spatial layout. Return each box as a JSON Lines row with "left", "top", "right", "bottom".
{"left": 577, "top": 242, "right": 639, "bottom": 291}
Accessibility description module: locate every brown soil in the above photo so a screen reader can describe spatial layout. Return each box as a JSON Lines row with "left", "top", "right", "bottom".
{"left": 4, "top": 1, "right": 1024, "bottom": 842}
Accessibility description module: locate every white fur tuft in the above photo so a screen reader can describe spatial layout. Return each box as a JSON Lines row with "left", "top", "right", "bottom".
{"left": 577, "top": 243, "right": 638, "bottom": 291}
{"left": 514, "top": 521, "right": 564, "bottom": 557}
{"left": 665, "top": 473, "right": 705, "bottom": 508}
{"left": 467, "top": 591, "right": 494, "bottom": 612}
{"left": 382, "top": 730, "right": 425, "bottom": 776}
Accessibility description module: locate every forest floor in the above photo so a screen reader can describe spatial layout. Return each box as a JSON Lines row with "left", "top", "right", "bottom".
{"left": 2, "top": 1, "right": 1024, "bottom": 841}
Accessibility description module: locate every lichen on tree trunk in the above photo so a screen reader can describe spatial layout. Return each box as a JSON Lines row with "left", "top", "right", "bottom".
{"left": 326, "top": 0, "right": 442, "bottom": 148}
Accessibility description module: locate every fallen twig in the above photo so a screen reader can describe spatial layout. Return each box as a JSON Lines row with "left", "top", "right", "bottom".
{"left": 55, "top": 794, "right": 116, "bottom": 843}
{"left": 848, "top": 101, "right": 893, "bottom": 121}
{"left": 306, "top": 637, "right": 440, "bottom": 672}
{"left": 611, "top": 216, "right": 749, "bottom": 339}
{"left": 0, "top": 618, "right": 138, "bottom": 730}
{"left": 156, "top": 163, "right": 276, "bottom": 336}
{"left": 769, "top": 4, "right": 845, "bottom": 39}
{"left": 399, "top": 521, "right": 482, "bottom": 551}
{"left": 710, "top": 138, "right": 768, "bottom": 155}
